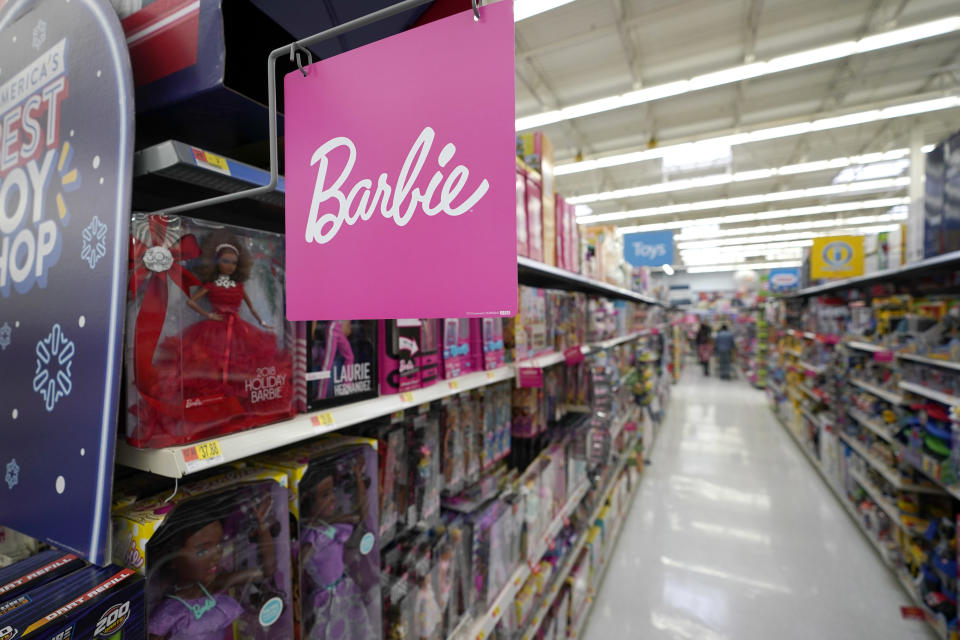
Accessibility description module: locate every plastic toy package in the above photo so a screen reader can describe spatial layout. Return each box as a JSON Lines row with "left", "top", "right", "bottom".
{"left": 125, "top": 214, "right": 296, "bottom": 448}
{"left": 112, "top": 466, "right": 295, "bottom": 640}
{"left": 410, "top": 412, "right": 442, "bottom": 529}
{"left": 379, "top": 320, "right": 422, "bottom": 394}
{"left": 255, "top": 437, "right": 381, "bottom": 640}
{"left": 441, "top": 397, "right": 466, "bottom": 497}
{"left": 461, "top": 391, "right": 483, "bottom": 485}
{"left": 0, "top": 563, "right": 145, "bottom": 639}
{"left": 373, "top": 420, "right": 410, "bottom": 546}
{"left": 420, "top": 319, "right": 442, "bottom": 388}
{"left": 303, "top": 320, "right": 378, "bottom": 411}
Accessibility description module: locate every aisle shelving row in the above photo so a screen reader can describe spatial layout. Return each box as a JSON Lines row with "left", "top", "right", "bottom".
{"left": 772, "top": 413, "right": 951, "bottom": 640}
{"left": 898, "top": 380, "right": 960, "bottom": 407}
{"left": 846, "top": 408, "right": 896, "bottom": 444}
{"left": 117, "top": 331, "right": 652, "bottom": 478}
{"left": 849, "top": 378, "right": 907, "bottom": 405}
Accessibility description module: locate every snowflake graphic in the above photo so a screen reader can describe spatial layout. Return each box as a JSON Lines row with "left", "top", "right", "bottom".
{"left": 81, "top": 216, "right": 108, "bottom": 270}
{"left": 0, "top": 323, "right": 10, "bottom": 351}
{"left": 33, "top": 324, "right": 74, "bottom": 412}
{"left": 32, "top": 20, "right": 46, "bottom": 50}
{"left": 5, "top": 459, "right": 18, "bottom": 490}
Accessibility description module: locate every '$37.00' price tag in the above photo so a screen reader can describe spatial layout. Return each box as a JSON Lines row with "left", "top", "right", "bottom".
{"left": 182, "top": 440, "right": 224, "bottom": 473}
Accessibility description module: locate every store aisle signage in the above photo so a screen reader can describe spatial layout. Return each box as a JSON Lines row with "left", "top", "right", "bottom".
{"left": 284, "top": 3, "right": 517, "bottom": 319}
{"left": 810, "top": 236, "right": 864, "bottom": 279}
{"left": 0, "top": 0, "right": 133, "bottom": 564}
{"left": 623, "top": 231, "right": 674, "bottom": 267}
{"left": 767, "top": 267, "right": 800, "bottom": 293}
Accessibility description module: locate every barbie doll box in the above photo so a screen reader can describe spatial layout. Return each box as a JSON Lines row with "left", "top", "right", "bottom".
{"left": 301, "top": 320, "right": 379, "bottom": 411}
{"left": 0, "top": 563, "right": 144, "bottom": 639}
{"left": 125, "top": 214, "right": 296, "bottom": 449}
{"left": 112, "top": 467, "right": 294, "bottom": 640}
{"left": 256, "top": 437, "right": 381, "bottom": 640}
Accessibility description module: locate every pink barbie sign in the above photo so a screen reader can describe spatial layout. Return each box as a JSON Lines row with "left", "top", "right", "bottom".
{"left": 284, "top": 3, "right": 517, "bottom": 320}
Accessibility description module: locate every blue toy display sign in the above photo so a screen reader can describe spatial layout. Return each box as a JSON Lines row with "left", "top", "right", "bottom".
{"left": 0, "top": 0, "right": 133, "bottom": 564}
{"left": 623, "top": 230, "right": 674, "bottom": 267}
{"left": 768, "top": 267, "right": 801, "bottom": 293}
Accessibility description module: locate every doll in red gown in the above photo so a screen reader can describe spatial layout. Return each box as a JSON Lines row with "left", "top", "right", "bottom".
{"left": 136, "top": 229, "right": 294, "bottom": 447}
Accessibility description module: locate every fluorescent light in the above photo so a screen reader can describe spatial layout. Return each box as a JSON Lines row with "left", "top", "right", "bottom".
{"left": 514, "top": 0, "right": 575, "bottom": 21}
{"left": 923, "top": 144, "right": 936, "bottom": 152}
{"left": 516, "top": 17, "right": 960, "bottom": 131}
{"left": 574, "top": 204, "right": 593, "bottom": 217}
{"left": 568, "top": 149, "right": 910, "bottom": 205}
{"left": 834, "top": 159, "right": 909, "bottom": 183}
{"left": 615, "top": 197, "right": 908, "bottom": 235}
{"left": 677, "top": 220, "right": 905, "bottom": 249}
{"left": 662, "top": 263, "right": 675, "bottom": 275}
{"left": 556, "top": 95, "right": 960, "bottom": 176}
{"left": 686, "top": 260, "right": 803, "bottom": 274}
{"left": 578, "top": 178, "right": 909, "bottom": 224}
{"left": 682, "top": 249, "right": 805, "bottom": 266}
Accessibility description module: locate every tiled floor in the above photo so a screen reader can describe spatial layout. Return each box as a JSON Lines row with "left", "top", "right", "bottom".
{"left": 583, "top": 364, "right": 936, "bottom": 640}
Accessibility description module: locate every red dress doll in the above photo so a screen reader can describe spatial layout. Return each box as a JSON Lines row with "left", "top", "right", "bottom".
{"left": 136, "top": 230, "right": 293, "bottom": 447}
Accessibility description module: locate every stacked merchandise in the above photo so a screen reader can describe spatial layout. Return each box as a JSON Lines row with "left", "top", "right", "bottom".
{"left": 770, "top": 287, "right": 960, "bottom": 640}
{"left": 733, "top": 314, "right": 760, "bottom": 386}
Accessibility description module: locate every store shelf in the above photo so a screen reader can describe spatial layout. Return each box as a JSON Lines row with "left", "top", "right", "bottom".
{"left": 517, "top": 331, "right": 649, "bottom": 369}
{"left": 785, "top": 348, "right": 805, "bottom": 357}
{"left": 849, "top": 379, "right": 906, "bottom": 405}
{"left": 117, "top": 365, "right": 515, "bottom": 477}
{"left": 898, "top": 380, "right": 960, "bottom": 407}
{"left": 521, "top": 450, "right": 639, "bottom": 640}
{"left": 463, "top": 479, "right": 592, "bottom": 640}
{"left": 847, "top": 408, "right": 895, "bottom": 444}
{"left": 893, "top": 443, "right": 960, "bottom": 503}
{"left": 798, "top": 361, "right": 826, "bottom": 375}
{"left": 838, "top": 432, "right": 921, "bottom": 492}
{"left": 793, "top": 249, "right": 960, "bottom": 298}
{"left": 799, "top": 384, "right": 829, "bottom": 405}
{"left": 518, "top": 257, "right": 663, "bottom": 306}
{"left": 848, "top": 468, "right": 901, "bottom": 525}
{"left": 898, "top": 352, "right": 960, "bottom": 372}
{"left": 845, "top": 341, "right": 892, "bottom": 355}
{"left": 804, "top": 332, "right": 817, "bottom": 340}
{"left": 800, "top": 407, "right": 831, "bottom": 430}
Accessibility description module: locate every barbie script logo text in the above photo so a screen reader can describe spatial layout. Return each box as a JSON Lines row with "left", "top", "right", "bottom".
{"left": 304, "top": 127, "right": 489, "bottom": 245}
{"left": 0, "top": 39, "right": 68, "bottom": 297}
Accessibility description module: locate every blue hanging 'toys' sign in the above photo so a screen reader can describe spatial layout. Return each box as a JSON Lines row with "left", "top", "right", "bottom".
{"left": 0, "top": 0, "right": 133, "bottom": 564}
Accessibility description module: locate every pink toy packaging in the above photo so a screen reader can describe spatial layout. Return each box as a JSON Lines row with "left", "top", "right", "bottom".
{"left": 516, "top": 164, "right": 529, "bottom": 258}
{"left": 303, "top": 320, "right": 378, "bottom": 411}
{"left": 420, "top": 319, "right": 441, "bottom": 388}
{"left": 379, "top": 320, "right": 422, "bottom": 394}
{"left": 567, "top": 201, "right": 580, "bottom": 273}
{"left": 442, "top": 319, "right": 465, "bottom": 379}
{"left": 555, "top": 194, "right": 567, "bottom": 271}
{"left": 458, "top": 319, "right": 476, "bottom": 375}
{"left": 125, "top": 214, "right": 296, "bottom": 449}
{"left": 471, "top": 319, "right": 506, "bottom": 370}
{"left": 526, "top": 175, "right": 544, "bottom": 262}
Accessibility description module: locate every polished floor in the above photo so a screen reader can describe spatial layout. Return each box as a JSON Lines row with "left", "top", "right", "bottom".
{"left": 583, "top": 364, "right": 936, "bottom": 640}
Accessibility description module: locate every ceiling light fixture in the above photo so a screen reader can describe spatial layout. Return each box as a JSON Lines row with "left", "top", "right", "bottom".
{"left": 662, "top": 263, "right": 675, "bottom": 275}
{"left": 517, "top": 16, "right": 960, "bottom": 131}
{"left": 685, "top": 260, "right": 804, "bottom": 274}
{"left": 613, "top": 197, "right": 908, "bottom": 235}
{"left": 514, "top": 0, "right": 576, "bottom": 22}
{"left": 568, "top": 149, "right": 910, "bottom": 205}
{"left": 676, "top": 222, "right": 905, "bottom": 250}
{"left": 578, "top": 178, "right": 909, "bottom": 224}
{"left": 557, "top": 95, "right": 960, "bottom": 176}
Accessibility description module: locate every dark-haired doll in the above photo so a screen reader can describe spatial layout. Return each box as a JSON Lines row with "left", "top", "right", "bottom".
{"left": 147, "top": 494, "right": 278, "bottom": 640}
{"left": 300, "top": 455, "right": 376, "bottom": 640}
{"left": 148, "top": 230, "right": 292, "bottom": 438}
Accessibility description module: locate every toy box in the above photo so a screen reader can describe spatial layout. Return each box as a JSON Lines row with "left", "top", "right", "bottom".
{"left": 303, "top": 320, "right": 378, "bottom": 411}
{"left": 516, "top": 164, "right": 529, "bottom": 258}
{"left": 256, "top": 437, "right": 381, "bottom": 640}
{"left": 0, "top": 550, "right": 86, "bottom": 605}
{"left": 555, "top": 194, "right": 567, "bottom": 271}
{"left": 410, "top": 411, "right": 443, "bottom": 528}
{"left": 470, "top": 318, "right": 506, "bottom": 371}
{"left": 421, "top": 319, "right": 442, "bottom": 387}
{"left": 926, "top": 143, "right": 947, "bottom": 258}
{"left": 519, "top": 132, "right": 556, "bottom": 266}
{"left": 369, "top": 420, "right": 410, "bottom": 546}
{"left": 0, "top": 564, "right": 144, "bottom": 639}
{"left": 526, "top": 175, "right": 544, "bottom": 263}
{"left": 125, "top": 214, "right": 295, "bottom": 448}
{"left": 379, "top": 319, "right": 422, "bottom": 394}
{"left": 442, "top": 319, "right": 465, "bottom": 379}
{"left": 944, "top": 130, "right": 960, "bottom": 253}
{"left": 112, "top": 467, "right": 295, "bottom": 639}
{"left": 458, "top": 319, "right": 475, "bottom": 375}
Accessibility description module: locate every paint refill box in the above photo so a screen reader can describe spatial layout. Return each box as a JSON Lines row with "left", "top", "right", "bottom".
{"left": 0, "top": 550, "right": 86, "bottom": 606}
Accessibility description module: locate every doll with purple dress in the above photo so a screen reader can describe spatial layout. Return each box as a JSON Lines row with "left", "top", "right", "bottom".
{"left": 146, "top": 490, "right": 283, "bottom": 640}
{"left": 300, "top": 453, "right": 378, "bottom": 640}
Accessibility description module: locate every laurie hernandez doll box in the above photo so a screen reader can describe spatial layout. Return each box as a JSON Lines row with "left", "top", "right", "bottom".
{"left": 301, "top": 320, "right": 379, "bottom": 411}
{"left": 125, "top": 214, "right": 296, "bottom": 449}
{"left": 112, "top": 467, "right": 295, "bottom": 640}
{"left": 256, "top": 436, "right": 381, "bottom": 640}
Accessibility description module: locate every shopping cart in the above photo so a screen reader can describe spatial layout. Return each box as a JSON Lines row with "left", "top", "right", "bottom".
{"left": 716, "top": 351, "right": 732, "bottom": 380}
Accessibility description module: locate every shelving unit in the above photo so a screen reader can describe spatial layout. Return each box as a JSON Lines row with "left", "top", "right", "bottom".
{"left": 845, "top": 341, "right": 893, "bottom": 355}
{"left": 794, "top": 249, "right": 960, "bottom": 298}
{"left": 798, "top": 361, "right": 826, "bottom": 375}
{"left": 898, "top": 353, "right": 960, "bottom": 372}
{"left": 848, "top": 469, "right": 901, "bottom": 525}
{"left": 898, "top": 380, "right": 960, "bottom": 407}
{"left": 846, "top": 408, "right": 896, "bottom": 444}
{"left": 786, "top": 348, "right": 805, "bottom": 357}
{"left": 849, "top": 378, "right": 907, "bottom": 405}
{"left": 838, "top": 432, "right": 938, "bottom": 493}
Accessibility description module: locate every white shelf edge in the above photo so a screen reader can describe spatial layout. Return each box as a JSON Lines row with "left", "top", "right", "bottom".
{"left": 786, "top": 348, "right": 804, "bottom": 357}
{"left": 897, "top": 352, "right": 960, "bottom": 372}
{"left": 845, "top": 341, "right": 890, "bottom": 354}
{"left": 846, "top": 408, "right": 896, "bottom": 445}
{"left": 848, "top": 468, "right": 902, "bottom": 526}
{"left": 838, "top": 432, "right": 903, "bottom": 489}
{"left": 517, "top": 257, "right": 663, "bottom": 306}
{"left": 898, "top": 380, "right": 960, "bottom": 407}
{"left": 798, "top": 361, "right": 826, "bottom": 375}
{"left": 849, "top": 378, "right": 906, "bottom": 405}
{"left": 117, "top": 365, "right": 516, "bottom": 478}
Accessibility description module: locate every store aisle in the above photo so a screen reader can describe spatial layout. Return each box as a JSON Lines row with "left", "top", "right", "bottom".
{"left": 583, "top": 367, "right": 935, "bottom": 640}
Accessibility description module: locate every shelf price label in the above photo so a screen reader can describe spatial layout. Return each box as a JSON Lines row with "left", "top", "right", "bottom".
{"left": 449, "top": 380, "right": 460, "bottom": 390}
{"left": 182, "top": 441, "right": 224, "bottom": 473}
{"left": 400, "top": 392, "right": 415, "bottom": 403}
{"left": 311, "top": 412, "right": 336, "bottom": 430}
{"left": 492, "top": 606, "right": 501, "bottom": 617}
{"left": 486, "top": 371, "right": 497, "bottom": 380}
{"left": 564, "top": 345, "right": 585, "bottom": 365}
{"left": 191, "top": 148, "right": 230, "bottom": 174}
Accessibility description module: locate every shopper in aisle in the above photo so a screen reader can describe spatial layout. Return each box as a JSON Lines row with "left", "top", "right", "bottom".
{"left": 695, "top": 323, "right": 712, "bottom": 376}
{"left": 714, "top": 324, "right": 735, "bottom": 380}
